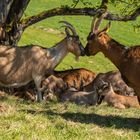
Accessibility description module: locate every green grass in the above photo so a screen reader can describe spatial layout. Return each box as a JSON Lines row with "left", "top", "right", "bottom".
{"left": 0, "top": 96, "right": 140, "bottom": 140}
{"left": 1, "top": 0, "right": 140, "bottom": 140}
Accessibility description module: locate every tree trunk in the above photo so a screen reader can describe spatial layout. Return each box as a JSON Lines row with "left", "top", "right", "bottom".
{"left": 0, "top": 0, "right": 30, "bottom": 46}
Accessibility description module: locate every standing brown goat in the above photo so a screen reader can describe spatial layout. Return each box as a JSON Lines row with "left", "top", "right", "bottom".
{"left": 96, "top": 81, "right": 140, "bottom": 109}
{"left": 85, "top": 12, "right": 140, "bottom": 102}
{"left": 0, "top": 21, "right": 85, "bottom": 102}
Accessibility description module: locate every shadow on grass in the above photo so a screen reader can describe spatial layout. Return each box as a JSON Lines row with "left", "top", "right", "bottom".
{"left": 20, "top": 109, "right": 140, "bottom": 131}
{"left": 60, "top": 112, "right": 140, "bottom": 131}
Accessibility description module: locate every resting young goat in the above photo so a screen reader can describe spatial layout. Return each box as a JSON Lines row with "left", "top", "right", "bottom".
{"left": 85, "top": 12, "right": 140, "bottom": 102}
{"left": 83, "top": 71, "right": 135, "bottom": 96}
{"left": 41, "top": 75, "right": 66, "bottom": 100}
{"left": 0, "top": 21, "right": 85, "bottom": 102}
{"left": 96, "top": 81, "right": 140, "bottom": 109}
{"left": 41, "top": 75, "right": 97, "bottom": 105}
{"left": 59, "top": 88, "right": 97, "bottom": 105}
{"left": 54, "top": 68, "right": 96, "bottom": 90}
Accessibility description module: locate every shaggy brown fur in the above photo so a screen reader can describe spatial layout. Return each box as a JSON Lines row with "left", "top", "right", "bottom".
{"left": 54, "top": 68, "right": 96, "bottom": 90}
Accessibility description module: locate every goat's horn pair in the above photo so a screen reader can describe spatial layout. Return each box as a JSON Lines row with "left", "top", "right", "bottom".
{"left": 59, "top": 21, "right": 77, "bottom": 36}
{"left": 91, "top": 11, "right": 107, "bottom": 33}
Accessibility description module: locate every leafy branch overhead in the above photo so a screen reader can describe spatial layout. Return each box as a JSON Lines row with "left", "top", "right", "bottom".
{"left": 0, "top": 0, "right": 139, "bottom": 46}
{"left": 21, "top": 6, "right": 140, "bottom": 30}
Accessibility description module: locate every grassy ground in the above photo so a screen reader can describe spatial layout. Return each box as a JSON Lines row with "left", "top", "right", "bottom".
{"left": 1, "top": 0, "right": 140, "bottom": 140}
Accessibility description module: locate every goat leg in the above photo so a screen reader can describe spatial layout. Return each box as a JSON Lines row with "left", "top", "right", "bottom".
{"left": 33, "top": 75, "right": 43, "bottom": 102}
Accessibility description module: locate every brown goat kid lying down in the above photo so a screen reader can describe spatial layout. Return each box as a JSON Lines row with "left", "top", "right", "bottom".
{"left": 97, "top": 82, "right": 140, "bottom": 109}
{"left": 59, "top": 88, "right": 97, "bottom": 105}
{"left": 41, "top": 75, "right": 66, "bottom": 100}
{"left": 54, "top": 68, "right": 96, "bottom": 90}
{"left": 42, "top": 75, "right": 97, "bottom": 105}
{"left": 83, "top": 71, "right": 135, "bottom": 96}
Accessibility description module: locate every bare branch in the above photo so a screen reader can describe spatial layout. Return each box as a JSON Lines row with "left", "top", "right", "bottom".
{"left": 21, "top": 6, "right": 140, "bottom": 30}
{"left": 100, "top": 0, "right": 108, "bottom": 9}
{"left": 21, "top": 7, "right": 98, "bottom": 30}
{"left": 106, "top": 7, "right": 140, "bottom": 21}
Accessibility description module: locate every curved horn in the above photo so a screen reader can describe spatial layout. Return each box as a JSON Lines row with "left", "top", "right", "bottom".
{"left": 94, "top": 12, "right": 107, "bottom": 33}
{"left": 91, "top": 15, "right": 98, "bottom": 33}
{"left": 59, "top": 21, "right": 77, "bottom": 36}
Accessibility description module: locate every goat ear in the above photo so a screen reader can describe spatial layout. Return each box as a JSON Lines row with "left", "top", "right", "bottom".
{"left": 97, "top": 21, "right": 111, "bottom": 36}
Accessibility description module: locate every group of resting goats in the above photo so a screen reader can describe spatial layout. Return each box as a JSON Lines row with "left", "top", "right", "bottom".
{"left": 0, "top": 13, "right": 140, "bottom": 109}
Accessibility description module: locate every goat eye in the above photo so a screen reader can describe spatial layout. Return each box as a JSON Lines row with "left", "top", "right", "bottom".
{"left": 103, "top": 86, "right": 108, "bottom": 90}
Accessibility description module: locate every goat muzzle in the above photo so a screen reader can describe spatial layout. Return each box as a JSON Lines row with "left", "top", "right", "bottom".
{"left": 97, "top": 95, "right": 105, "bottom": 105}
{"left": 84, "top": 45, "right": 90, "bottom": 56}
{"left": 80, "top": 45, "right": 85, "bottom": 56}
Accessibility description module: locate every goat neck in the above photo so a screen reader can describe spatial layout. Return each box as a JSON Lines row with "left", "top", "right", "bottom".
{"left": 99, "top": 34, "right": 126, "bottom": 69}
{"left": 48, "top": 38, "right": 69, "bottom": 69}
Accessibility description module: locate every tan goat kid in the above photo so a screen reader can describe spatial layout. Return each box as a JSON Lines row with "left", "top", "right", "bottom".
{"left": 0, "top": 21, "right": 85, "bottom": 102}
{"left": 97, "top": 82, "right": 140, "bottom": 109}
{"left": 85, "top": 13, "right": 140, "bottom": 102}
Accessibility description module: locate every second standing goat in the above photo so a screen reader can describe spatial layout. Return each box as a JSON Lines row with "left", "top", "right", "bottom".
{"left": 85, "top": 12, "right": 140, "bottom": 102}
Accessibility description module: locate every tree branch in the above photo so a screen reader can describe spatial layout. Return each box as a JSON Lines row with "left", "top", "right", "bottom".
{"left": 21, "top": 6, "right": 140, "bottom": 30}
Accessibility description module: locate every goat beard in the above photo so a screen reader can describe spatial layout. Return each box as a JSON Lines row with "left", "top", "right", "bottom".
{"left": 75, "top": 56, "right": 79, "bottom": 61}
